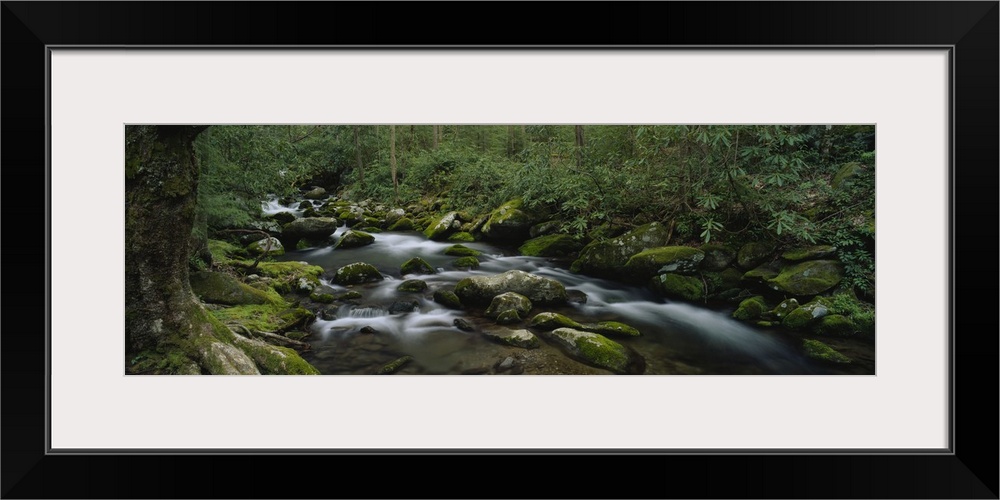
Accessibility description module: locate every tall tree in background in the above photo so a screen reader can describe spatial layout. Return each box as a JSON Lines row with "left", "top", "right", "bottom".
{"left": 354, "top": 125, "right": 364, "bottom": 187}
{"left": 390, "top": 124, "right": 399, "bottom": 202}
{"left": 575, "top": 125, "right": 586, "bottom": 167}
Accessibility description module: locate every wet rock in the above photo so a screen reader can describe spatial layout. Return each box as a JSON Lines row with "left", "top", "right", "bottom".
{"left": 433, "top": 289, "right": 463, "bottom": 309}
{"left": 388, "top": 300, "right": 419, "bottom": 314}
{"left": 401, "top": 257, "right": 438, "bottom": 275}
{"left": 454, "top": 270, "right": 567, "bottom": 306}
{"left": 540, "top": 328, "right": 644, "bottom": 374}
{"left": 332, "top": 262, "right": 384, "bottom": 285}
{"left": 334, "top": 230, "right": 375, "bottom": 249}
{"left": 453, "top": 318, "right": 475, "bottom": 332}
{"left": 397, "top": 279, "right": 428, "bottom": 292}
{"left": 484, "top": 329, "right": 540, "bottom": 349}
{"left": 360, "top": 326, "right": 379, "bottom": 334}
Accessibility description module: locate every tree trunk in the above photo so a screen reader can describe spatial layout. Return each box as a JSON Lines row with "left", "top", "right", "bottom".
{"left": 575, "top": 125, "right": 585, "bottom": 167}
{"left": 125, "top": 125, "right": 318, "bottom": 375}
{"left": 354, "top": 125, "right": 364, "bottom": 187}
{"left": 390, "top": 124, "right": 399, "bottom": 202}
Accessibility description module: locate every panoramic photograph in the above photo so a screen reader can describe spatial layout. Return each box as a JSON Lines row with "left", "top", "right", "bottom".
{"left": 125, "top": 125, "right": 875, "bottom": 375}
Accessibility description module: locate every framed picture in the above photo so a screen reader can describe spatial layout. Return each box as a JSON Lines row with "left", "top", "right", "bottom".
{"left": 5, "top": 2, "right": 996, "bottom": 498}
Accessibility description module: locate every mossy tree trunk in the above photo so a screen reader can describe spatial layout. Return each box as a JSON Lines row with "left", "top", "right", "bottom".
{"left": 125, "top": 126, "right": 318, "bottom": 375}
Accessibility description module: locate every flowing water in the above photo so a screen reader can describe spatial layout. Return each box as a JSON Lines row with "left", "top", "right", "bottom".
{"left": 265, "top": 199, "right": 871, "bottom": 375}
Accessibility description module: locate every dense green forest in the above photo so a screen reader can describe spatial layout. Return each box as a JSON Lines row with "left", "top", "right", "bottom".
{"left": 126, "top": 124, "right": 875, "bottom": 375}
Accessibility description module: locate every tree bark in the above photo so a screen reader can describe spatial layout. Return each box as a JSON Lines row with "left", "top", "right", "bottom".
{"left": 354, "top": 125, "right": 364, "bottom": 186}
{"left": 575, "top": 125, "right": 585, "bottom": 167}
{"left": 125, "top": 125, "right": 318, "bottom": 375}
{"left": 390, "top": 124, "right": 399, "bottom": 202}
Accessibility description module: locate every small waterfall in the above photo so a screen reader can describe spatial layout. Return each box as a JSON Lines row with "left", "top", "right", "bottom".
{"left": 350, "top": 307, "right": 388, "bottom": 318}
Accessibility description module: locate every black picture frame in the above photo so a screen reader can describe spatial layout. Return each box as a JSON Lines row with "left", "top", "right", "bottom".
{"left": 3, "top": 2, "right": 997, "bottom": 498}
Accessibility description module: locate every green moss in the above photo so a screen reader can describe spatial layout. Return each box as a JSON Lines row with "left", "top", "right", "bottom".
{"left": 424, "top": 211, "right": 459, "bottom": 240}
{"left": 770, "top": 298, "right": 800, "bottom": 319}
{"left": 742, "top": 264, "right": 781, "bottom": 282}
{"left": 333, "top": 262, "right": 384, "bottom": 285}
{"left": 781, "top": 297, "right": 832, "bottom": 330}
{"left": 781, "top": 245, "right": 837, "bottom": 261}
{"left": 766, "top": 260, "right": 844, "bottom": 296}
{"left": 649, "top": 273, "right": 704, "bottom": 301}
{"left": 401, "top": 257, "right": 437, "bottom": 275}
{"left": 482, "top": 198, "right": 535, "bottom": 240}
{"left": 528, "top": 312, "right": 584, "bottom": 331}
{"left": 238, "top": 341, "right": 320, "bottom": 375}
{"left": 588, "top": 321, "right": 641, "bottom": 337}
{"left": 518, "top": 234, "right": 581, "bottom": 257}
{"left": 495, "top": 309, "right": 522, "bottom": 325}
{"left": 376, "top": 355, "right": 413, "bottom": 374}
{"left": 802, "top": 339, "right": 852, "bottom": 364}
{"left": 829, "top": 293, "right": 875, "bottom": 335}
{"left": 623, "top": 246, "right": 704, "bottom": 280}
{"left": 334, "top": 230, "right": 375, "bottom": 249}
{"left": 814, "top": 314, "right": 856, "bottom": 337}
{"left": 309, "top": 292, "right": 335, "bottom": 303}
{"left": 387, "top": 217, "right": 415, "bottom": 231}
{"left": 444, "top": 244, "right": 480, "bottom": 257}
{"left": 737, "top": 241, "right": 776, "bottom": 269}
{"left": 733, "top": 296, "right": 767, "bottom": 321}
{"left": 128, "top": 347, "right": 200, "bottom": 375}
{"left": 453, "top": 256, "right": 480, "bottom": 269}
{"left": 447, "top": 231, "right": 476, "bottom": 242}
{"left": 433, "top": 289, "right": 462, "bottom": 309}
{"left": 335, "top": 291, "right": 363, "bottom": 301}
{"left": 208, "top": 239, "right": 246, "bottom": 263}
{"left": 189, "top": 271, "right": 277, "bottom": 306}
{"left": 398, "top": 279, "right": 428, "bottom": 292}
{"left": 573, "top": 333, "right": 630, "bottom": 374}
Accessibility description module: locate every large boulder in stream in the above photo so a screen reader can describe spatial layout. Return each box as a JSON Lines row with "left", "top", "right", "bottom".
{"left": 333, "top": 230, "right": 375, "bottom": 249}
{"left": 484, "top": 292, "right": 533, "bottom": 324}
{"left": 481, "top": 198, "right": 539, "bottom": 242}
{"left": 765, "top": 260, "right": 843, "bottom": 296}
{"left": 401, "top": 257, "right": 437, "bottom": 276}
{"left": 623, "top": 246, "right": 704, "bottom": 282}
{"left": 518, "top": 234, "right": 582, "bottom": 257}
{"left": 423, "top": 211, "right": 461, "bottom": 240}
{"left": 281, "top": 217, "right": 339, "bottom": 246}
{"left": 246, "top": 237, "right": 284, "bottom": 256}
{"left": 570, "top": 222, "right": 672, "bottom": 279}
{"left": 332, "top": 262, "right": 384, "bottom": 285}
{"left": 454, "top": 270, "right": 567, "bottom": 306}
{"left": 303, "top": 187, "right": 327, "bottom": 199}
{"left": 540, "top": 328, "right": 645, "bottom": 374}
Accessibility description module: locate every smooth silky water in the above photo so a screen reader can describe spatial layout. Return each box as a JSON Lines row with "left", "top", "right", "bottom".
{"left": 272, "top": 223, "right": 841, "bottom": 375}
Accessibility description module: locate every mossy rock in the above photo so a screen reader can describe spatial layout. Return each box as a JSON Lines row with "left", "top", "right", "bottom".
{"left": 742, "top": 262, "right": 783, "bottom": 283}
{"left": 485, "top": 292, "right": 533, "bottom": 322}
{"left": 384, "top": 208, "right": 406, "bottom": 225}
{"left": 397, "top": 279, "right": 428, "bottom": 293}
{"left": 423, "top": 211, "right": 460, "bottom": 240}
{"left": 190, "top": 271, "right": 276, "bottom": 306}
{"left": 401, "top": 257, "right": 437, "bottom": 275}
{"left": 528, "top": 312, "right": 584, "bottom": 331}
{"left": 453, "top": 256, "right": 480, "bottom": 270}
{"left": 309, "top": 292, "right": 335, "bottom": 303}
{"left": 766, "top": 260, "right": 844, "bottom": 296}
{"left": 447, "top": 231, "right": 476, "bottom": 242}
{"left": 432, "top": 289, "right": 463, "bottom": 309}
{"left": 586, "top": 222, "right": 628, "bottom": 241}
{"left": 781, "top": 297, "right": 831, "bottom": 330}
{"left": 571, "top": 222, "right": 672, "bottom": 279}
{"left": 717, "top": 268, "right": 744, "bottom": 289}
{"left": 802, "top": 339, "right": 852, "bottom": 364}
{"left": 208, "top": 239, "right": 247, "bottom": 263}
{"left": 210, "top": 304, "right": 312, "bottom": 334}
{"left": 769, "top": 298, "right": 800, "bottom": 320}
{"left": 335, "top": 291, "right": 363, "bottom": 301}
{"left": 495, "top": 309, "right": 523, "bottom": 325}
{"left": 356, "top": 226, "right": 383, "bottom": 234}
{"left": 270, "top": 212, "right": 297, "bottom": 225}
{"left": 541, "top": 328, "right": 644, "bottom": 374}
{"left": 832, "top": 162, "right": 861, "bottom": 189}
{"left": 246, "top": 237, "right": 285, "bottom": 257}
{"left": 623, "top": 246, "right": 705, "bottom": 282}
{"left": 699, "top": 244, "right": 736, "bottom": 271}
{"left": 332, "top": 262, "right": 384, "bottom": 285}
{"left": 732, "top": 296, "right": 767, "bottom": 321}
{"left": 481, "top": 198, "right": 539, "bottom": 241}
{"left": 529, "top": 220, "right": 561, "bottom": 238}
{"left": 585, "top": 321, "right": 641, "bottom": 337}
{"left": 483, "top": 329, "right": 540, "bottom": 349}
{"left": 387, "top": 217, "right": 415, "bottom": 231}
{"left": 813, "top": 314, "right": 856, "bottom": 337}
{"left": 518, "top": 234, "right": 582, "bottom": 257}
{"left": 376, "top": 355, "right": 413, "bottom": 375}
{"left": 334, "top": 230, "right": 375, "bottom": 249}
{"left": 737, "top": 241, "right": 777, "bottom": 269}
{"left": 444, "top": 244, "right": 481, "bottom": 257}
{"left": 281, "top": 217, "right": 339, "bottom": 247}
{"left": 454, "top": 270, "right": 567, "bottom": 306}
{"left": 649, "top": 273, "right": 704, "bottom": 301}
{"left": 303, "top": 187, "right": 327, "bottom": 199}
{"left": 781, "top": 245, "right": 837, "bottom": 261}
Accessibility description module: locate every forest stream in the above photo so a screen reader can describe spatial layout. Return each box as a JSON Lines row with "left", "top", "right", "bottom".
{"left": 263, "top": 198, "right": 875, "bottom": 376}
